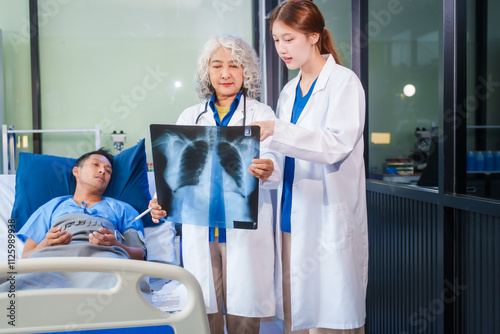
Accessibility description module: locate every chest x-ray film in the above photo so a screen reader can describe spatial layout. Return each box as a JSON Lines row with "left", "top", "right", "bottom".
{"left": 150, "top": 124, "right": 260, "bottom": 229}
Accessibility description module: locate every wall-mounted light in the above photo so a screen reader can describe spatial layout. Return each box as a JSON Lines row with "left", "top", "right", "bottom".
{"left": 171, "top": 81, "right": 182, "bottom": 101}
{"left": 371, "top": 132, "right": 391, "bottom": 144}
{"left": 16, "top": 135, "right": 29, "bottom": 148}
{"left": 403, "top": 84, "right": 416, "bottom": 97}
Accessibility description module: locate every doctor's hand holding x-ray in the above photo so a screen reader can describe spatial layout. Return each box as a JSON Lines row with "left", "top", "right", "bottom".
{"left": 249, "top": 120, "right": 275, "bottom": 142}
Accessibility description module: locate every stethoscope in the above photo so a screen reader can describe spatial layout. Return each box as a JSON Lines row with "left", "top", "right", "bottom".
{"left": 195, "top": 90, "right": 247, "bottom": 125}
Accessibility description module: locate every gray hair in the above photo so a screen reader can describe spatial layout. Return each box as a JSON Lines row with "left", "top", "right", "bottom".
{"left": 195, "top": 33, "right": 261, "bottom": 100}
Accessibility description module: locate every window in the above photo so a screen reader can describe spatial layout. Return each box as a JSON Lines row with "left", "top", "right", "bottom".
{"left": 2, "top": 0, "right": 255, "bottom": 162}
{"left": 0, "top": 0, "right": 33, "bottom": 164}
{"left": 282, "top": 1, "right": 352, "bottom": 83}
{"left": 316, "top": 1, "right": 352, "bottom": 69}
{"left": 367, "top": 0, "right": 442, "bottom": 188}
{"left": 465, "top": 0, "right": 500, "bottom": 200}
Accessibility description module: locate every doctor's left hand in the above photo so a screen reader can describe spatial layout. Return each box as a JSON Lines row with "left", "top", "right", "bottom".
{"left": 89, "top": 228, "right": 118, "bottom": 247}
{"left": 248, "top": 158, "right": 274, "bottom": 181}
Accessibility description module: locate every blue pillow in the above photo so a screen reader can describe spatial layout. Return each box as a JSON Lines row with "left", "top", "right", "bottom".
{"left": 11, "top": 139, "right": 154, "bottom": 232}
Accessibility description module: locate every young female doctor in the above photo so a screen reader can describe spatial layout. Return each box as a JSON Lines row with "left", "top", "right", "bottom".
{"left": 250, "top": 1, "right": 368, "bottom": 333}
{"left": 149, "top": 33, "right": 281, "bottom": 334}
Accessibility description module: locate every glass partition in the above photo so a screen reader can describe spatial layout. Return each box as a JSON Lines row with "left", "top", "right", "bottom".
{"left": 367, "top": 0, "right": 442, "bottom": 188}
{"left": 283, "top": 1, "right": 352, "bottom": 82}
{"left": 316, "top": 0, "right": 352, "bottom": 69}
{"left": 38, "top": 0, "right": 254, "bottom": 160}
{"left": 465, "top": 0, "right": 500, "bottom": 200}
{"left": 2, "top": 0, "right": 255, "bottom": 163}
{"left": 0, "top": 0, "right": 33, "bottom": 169}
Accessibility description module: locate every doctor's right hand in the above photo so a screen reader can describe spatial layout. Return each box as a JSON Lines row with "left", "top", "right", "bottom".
{"left": 249, "top": 120, "right": 275, "bottom": 141}
{"left": 149, "top": 198, "right": 167, "bottom": 223}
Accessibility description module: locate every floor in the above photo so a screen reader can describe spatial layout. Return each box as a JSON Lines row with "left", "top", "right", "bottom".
{"left": 167, "top": 239, "right": 285, "bottom": 333}
{"left": 219, "top": 316, "right": 283, "bottom": 334}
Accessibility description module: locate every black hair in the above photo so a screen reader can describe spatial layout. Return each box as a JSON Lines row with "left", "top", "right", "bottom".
{"left": 75, "top": 148, "right": 114, "bottom": 167}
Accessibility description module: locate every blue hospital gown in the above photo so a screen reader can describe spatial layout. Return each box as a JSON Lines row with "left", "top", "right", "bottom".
{"left": 18, "top": 195, "right": 143, "bottom": 244}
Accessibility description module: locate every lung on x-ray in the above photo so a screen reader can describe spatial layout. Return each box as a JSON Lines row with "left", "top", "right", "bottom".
{"left": 150, "top": 124, "right": 260, "bottom": 229}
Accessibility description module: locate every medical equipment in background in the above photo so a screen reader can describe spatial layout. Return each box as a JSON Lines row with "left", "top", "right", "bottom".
{"left": 409, "top": 123, "right": 438, "bottom": 172}
{"left": 111, "top": 130, "right": 126, "bottom": 154}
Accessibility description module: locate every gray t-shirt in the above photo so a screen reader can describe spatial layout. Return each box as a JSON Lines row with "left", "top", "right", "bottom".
{"left": 52, "top": 213, "right": 146, "bottom": 252}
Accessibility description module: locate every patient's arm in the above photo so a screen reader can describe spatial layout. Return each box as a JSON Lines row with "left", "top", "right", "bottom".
{"left": 89, "top": 228, "right": 145, "bottom": 260}
{"left": 22, "top": 226, "right": 73, "bottom": 258}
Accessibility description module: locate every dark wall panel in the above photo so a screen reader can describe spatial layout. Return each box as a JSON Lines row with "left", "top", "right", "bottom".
{"left": 367, "top": 182, "right": 500, "bottom": 333}
{"left": 366, "top": 190, "right": 443, "bottom": 333}
{"left": 455, "top": 211, "right": 500, "bottom": 333}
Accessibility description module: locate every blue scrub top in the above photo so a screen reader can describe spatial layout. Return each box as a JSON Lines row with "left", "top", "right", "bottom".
{"left": 281, "top": 78, "right": 318, "bottom": 233}
{"left": 207, "top": 92, "right": 242, "bottom": 242}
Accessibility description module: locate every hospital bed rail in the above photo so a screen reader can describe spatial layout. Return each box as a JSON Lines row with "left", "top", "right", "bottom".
{"left": 0, "top": 257, "right": 209, "bottom": 333}
{"left": 1, "top": 124, "right": 102, "bottom": 175}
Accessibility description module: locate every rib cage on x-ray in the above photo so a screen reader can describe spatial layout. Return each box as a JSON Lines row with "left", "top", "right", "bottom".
{"left": 151, "top": 125, "right": 259, "bottom": 229}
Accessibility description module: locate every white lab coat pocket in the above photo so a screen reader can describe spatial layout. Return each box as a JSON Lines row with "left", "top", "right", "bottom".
{"left": 320, "top": 203, "right": 352, "bottom": 252}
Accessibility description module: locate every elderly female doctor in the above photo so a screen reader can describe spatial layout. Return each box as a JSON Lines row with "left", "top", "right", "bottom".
{"left": 251, "top": 1, "right": 368, "bottom": 333}
{"left": 150, "top": 33, "right": 280, "bottom": 334}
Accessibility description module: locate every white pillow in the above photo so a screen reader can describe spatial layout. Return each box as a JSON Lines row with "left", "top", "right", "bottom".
{"left": 145, "top": 171, "right": 178, "bottom": 264}
{"left": 145, "top": 223, "right": 177, "bottom": 264}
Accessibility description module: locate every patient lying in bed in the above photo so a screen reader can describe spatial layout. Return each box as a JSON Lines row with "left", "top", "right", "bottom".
{"left": 1, "top": 148, "right": 148, "bottom": 291}
{"left": 20, "top": 198, "right": 145, "bottom": 261}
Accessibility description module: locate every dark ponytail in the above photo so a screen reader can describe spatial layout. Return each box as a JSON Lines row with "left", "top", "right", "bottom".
{"left": 319, "top": 28, "right": 343, "bottom": 65}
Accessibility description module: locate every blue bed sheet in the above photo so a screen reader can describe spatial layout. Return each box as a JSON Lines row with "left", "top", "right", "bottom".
{"left": 39, "top": 324, "right": 175, "bottom": 334}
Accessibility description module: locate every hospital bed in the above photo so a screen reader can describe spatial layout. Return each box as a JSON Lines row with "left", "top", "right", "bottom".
{"left": 0, "top": 138, "right": 209, "bottom": 333}
{"left": 0, "top": 257, "right": 209, "bottom": 333}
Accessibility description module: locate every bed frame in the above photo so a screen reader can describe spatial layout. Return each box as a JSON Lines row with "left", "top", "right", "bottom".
{"left": 0, "top": 257, "right": 210, "bottom": 333}
{"left": 1, "top": 124, "right": 102, "bottom": 174}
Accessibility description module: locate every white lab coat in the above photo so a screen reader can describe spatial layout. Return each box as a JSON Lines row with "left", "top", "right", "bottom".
{"left": 271, "top": 55, "right": 368, "bottom": 330}
{"left": 178, "top": 97, "right": 281, "bottom": 317}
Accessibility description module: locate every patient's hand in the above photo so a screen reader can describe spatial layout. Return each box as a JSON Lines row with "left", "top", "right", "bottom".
{"left": 89, "top": 228, "right": 117, "bottom": 246}
{"left": 89, "top": 228, "right": 145, "bottom": 260}
{"left": 22, "top": 227, "right": 72, "bottom": 258}
{"left": 149, "top": 198, "right": 167, "bottom": 223}
{"left": 45, "top": 226, "right": 73, "bottom": 246}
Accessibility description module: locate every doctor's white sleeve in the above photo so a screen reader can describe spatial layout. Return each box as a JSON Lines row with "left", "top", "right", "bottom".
{"left": 270, "top": 75, "right": 365, "bottom": 165}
